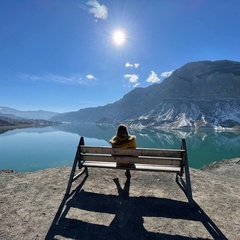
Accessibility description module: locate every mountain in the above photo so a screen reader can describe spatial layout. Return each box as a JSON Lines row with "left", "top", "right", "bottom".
{"left": 0, "top": 107, "right": 59, "bottom": 120}
{"left": 0, "top": 111, "right": 60, "bottom": 130}
{"left": 0, "top": 107, "right": 60, "bottom": 130}
{"left": 51, "top": 60, "right": 240, "bottom": 130}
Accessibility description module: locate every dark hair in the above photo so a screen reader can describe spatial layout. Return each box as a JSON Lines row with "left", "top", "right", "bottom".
{"left": 116, "top": 124, "right": 129, "bottom": 138}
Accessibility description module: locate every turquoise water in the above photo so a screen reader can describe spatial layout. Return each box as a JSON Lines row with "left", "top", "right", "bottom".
{"left": 0, "top": 123, "right": 240, "bottom": 172}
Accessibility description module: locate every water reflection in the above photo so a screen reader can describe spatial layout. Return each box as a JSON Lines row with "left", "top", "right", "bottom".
{"left": 0, "top": 123, "right": 240, "bottom": 171}
{"left": 54, "top": 123, "right": 240, "bottom": 168}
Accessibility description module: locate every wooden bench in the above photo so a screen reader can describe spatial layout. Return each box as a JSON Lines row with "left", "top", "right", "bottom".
{"left": 66, "top": 137, "right": 193, "bottom": 205}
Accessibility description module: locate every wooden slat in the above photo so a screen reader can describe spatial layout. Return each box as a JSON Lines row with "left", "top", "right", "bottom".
{"left": 80, "top": 146, "right": 184, "bottom": 158}
{"left": 81, "top": 154, "right": 182, "bottom": 166}
{"left": 135, "top": 164, "right": 181, "bottom": 172}
{"left": 82, "top": 161, "right": 181, "bottom": 173}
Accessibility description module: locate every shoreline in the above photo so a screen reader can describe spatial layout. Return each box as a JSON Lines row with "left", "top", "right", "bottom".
{"left": 0, "top": 122, "right": 60, "bottom": 133}
{"left": 1, "top": 157, "right": 240, "bottom": 174}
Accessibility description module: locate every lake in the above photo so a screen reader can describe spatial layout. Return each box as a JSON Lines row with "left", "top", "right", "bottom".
{"left": 1, "top": 123, "right": 240, "bottom": 172}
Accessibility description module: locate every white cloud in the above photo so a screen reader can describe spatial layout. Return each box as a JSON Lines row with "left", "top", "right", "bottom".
{"left": 125, "top": 62, "right": 133, "bottom": 68}
{"left": 86, "top": 74, "right": 95, "bottom": 79}
{"left": 125, "top": 62, "right": 139, "bottom": 68}
{"left": 19, "top": 73, "right": 95, "bottom": 85}
{"left": 161, "top": 70, "right": 174, "bottom": 78}
{"left": 146, "top": 71, "right": 160, "bottom": 83}
{"left": 124, "top": 74, "right": 140, "bottom": 87}
{"left": 86, "top": 0, "right": 108, "bottom": 20}
{"left": 124, "top": 74, "right": 138, "bottom": 83}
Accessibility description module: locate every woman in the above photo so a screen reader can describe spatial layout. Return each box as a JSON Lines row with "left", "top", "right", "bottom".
{"left": 109, "top": 124, "right": 136, "bottom": 177}
{"left": 109, "top": 124, "right": 136, "bottom": 148}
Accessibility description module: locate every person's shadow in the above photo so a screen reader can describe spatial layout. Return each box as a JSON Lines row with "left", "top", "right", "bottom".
{"left": 45, "top": 173, "right": 228, "bottom": 240}
{"left": 109, "top": 170, "right": 142, "bottom": 229}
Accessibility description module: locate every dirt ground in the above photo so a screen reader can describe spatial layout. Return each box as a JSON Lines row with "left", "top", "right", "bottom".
{"left": 0, "top": 158, "right": 240, "bottom": 240}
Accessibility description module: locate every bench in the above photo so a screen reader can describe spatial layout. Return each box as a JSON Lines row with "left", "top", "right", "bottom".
{"left": 66, "top": 137, "right": 193, "bottom": 205}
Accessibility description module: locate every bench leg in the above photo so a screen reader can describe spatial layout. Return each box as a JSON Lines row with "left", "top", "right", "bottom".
{"left": 66, "top": 165, "right": 88, "bottom": 196}
{"left": 184, "top": 166, "right": 194, "bottom": 206}
{"left": 180, "top": 139, "right": 194, "bottom": 207}
{"left": 66, "top": 136, "right": 88, "bottom": 196}
{"left": 65, "top": 155, "right": 78, "bottom": 196}
{"left": 176, "top": 173, "right": 194, "bottom": 207}
{"left": 85, "top": 166, "right": 89, "bottom": 177}
{"left": 66, "top": 155, "right": 88, "bottom": 196}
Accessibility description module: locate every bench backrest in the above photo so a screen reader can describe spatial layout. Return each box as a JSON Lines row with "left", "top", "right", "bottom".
{"left": 79, "top": 145, "right": 186, "bottom": 169}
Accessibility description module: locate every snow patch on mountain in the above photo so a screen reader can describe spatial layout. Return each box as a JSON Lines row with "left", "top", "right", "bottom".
{"left": 125, "top": 100, "right": 240, "bottom": 130}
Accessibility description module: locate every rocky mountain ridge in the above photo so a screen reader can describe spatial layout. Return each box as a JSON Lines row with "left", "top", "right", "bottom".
{"left": 52, "top": 60, "right": 240, "bottom": 129}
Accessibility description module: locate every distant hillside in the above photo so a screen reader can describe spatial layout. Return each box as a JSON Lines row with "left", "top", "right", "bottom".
{"left": 51, "top": 60, "right": 240, "bottom": 130}
{"left": 0, "top": 107, "right": 59, "bottom": 120}
{"left": 0, "top": 108, "right": 60, "bottom": 130}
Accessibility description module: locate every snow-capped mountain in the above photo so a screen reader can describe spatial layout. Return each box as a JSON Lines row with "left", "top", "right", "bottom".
{"left": 51, "top": 60, "right": 240, "bottom": 130}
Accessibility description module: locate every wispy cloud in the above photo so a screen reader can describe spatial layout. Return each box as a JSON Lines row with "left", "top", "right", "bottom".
{"left": 124, "top": 74, "right": 140, "bottom": 87}
{"left": 19, "top": 73, "right": 96, "bottom": 85}
{"left": 161, "top": 70, "right": 174, "bottom": 78}
{"left": 146, "top": 71, "right": 160, "bottom": 83}
{"left": 86, "top": 0, "right": 108, "bottom": 20}
{"left": 125, "top": 62, "right": 140, "bottom": 68}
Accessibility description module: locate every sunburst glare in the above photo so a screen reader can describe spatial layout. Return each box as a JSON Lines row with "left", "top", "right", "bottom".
{"left": 112, "top": 30, "right": 126, "bottom": 45}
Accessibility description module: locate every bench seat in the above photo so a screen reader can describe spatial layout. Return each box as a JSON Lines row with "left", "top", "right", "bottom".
{"left": 82, "top": 161, "right": 181, "bottom": 173}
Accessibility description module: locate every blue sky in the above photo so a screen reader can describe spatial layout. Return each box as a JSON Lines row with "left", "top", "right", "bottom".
{"left": 1, "top": 0, "right": 240, "bottom": 113}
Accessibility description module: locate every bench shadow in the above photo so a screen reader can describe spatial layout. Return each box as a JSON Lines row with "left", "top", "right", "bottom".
{"left": 45, "top": 176, "right": 227, "bottom": 240}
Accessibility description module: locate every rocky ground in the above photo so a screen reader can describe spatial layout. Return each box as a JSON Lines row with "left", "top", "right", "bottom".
{"left": 0, "top": 158, "right": 240, "bottom": 240}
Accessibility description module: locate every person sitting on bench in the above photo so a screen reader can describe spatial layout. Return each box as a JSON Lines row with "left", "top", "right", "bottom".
{"left": 109, "top": 124, "right": 136, "bottom": 177}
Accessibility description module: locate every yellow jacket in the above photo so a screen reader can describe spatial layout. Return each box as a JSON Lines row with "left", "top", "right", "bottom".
{"left": 110, "top": 137, "right": 136, "bottom": 166}
{"left": 110, "top": 137, "right": 137, "bottom": 148}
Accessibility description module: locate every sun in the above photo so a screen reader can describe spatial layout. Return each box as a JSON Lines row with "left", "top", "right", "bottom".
{"left": 112, "top": 30, "right": 126, "bottom": 45}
